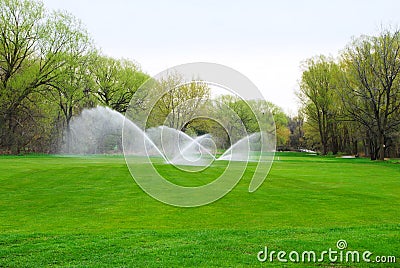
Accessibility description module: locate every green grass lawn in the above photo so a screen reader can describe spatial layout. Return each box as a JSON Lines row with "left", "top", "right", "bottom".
{"left": 0, "top": 153, "right": 399, "bottom": 267}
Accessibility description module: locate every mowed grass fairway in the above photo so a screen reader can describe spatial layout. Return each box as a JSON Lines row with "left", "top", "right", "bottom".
{"left": 0, "top": 153, "right": 399, "bottom": 267}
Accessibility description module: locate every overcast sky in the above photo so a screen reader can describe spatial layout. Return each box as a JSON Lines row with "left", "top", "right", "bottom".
{"left": 42, "top": 0, "right": 400, "bottom": 114}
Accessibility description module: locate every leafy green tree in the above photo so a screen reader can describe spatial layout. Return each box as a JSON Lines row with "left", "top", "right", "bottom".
{"left": 148, "top": 72, "right": 211, "bottom": 130}
{"left": 299, "top": 56, "right": 341, "bottom": 155}
{"left": 0, "top": 0, "right": 94, "bottom": 153}
{"left": 247, "top": 99, "right": 288, "bottom": 147}
{"left": 213, "top": 96, "right": 286, "bottom": 147}
{"left": 44, "top": 14, "right": 95, "bottom": 151}
{"left": 0, "top": 0, "right": 46, "bottom": 153}
{"left": 212, "top": 95, "right": 255, "bottom": 145}
{"left": 91, "top": 56, "right": 149, "bottom": 113}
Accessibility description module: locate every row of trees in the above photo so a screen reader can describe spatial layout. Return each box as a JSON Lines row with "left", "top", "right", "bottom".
{"left": 128, "top": 72, "right": 289, "bottom": 150}
{"left": 0, "top": 0, "right": 289, "bottom": 154}
{"left": 3, "top": 0, "right": 399, "bottom": 160}
{"left": 299, "top": 29, "right": 400, "bottom": 160}
{"left": 0, "top": 0, "right": 148, "bottom": 153}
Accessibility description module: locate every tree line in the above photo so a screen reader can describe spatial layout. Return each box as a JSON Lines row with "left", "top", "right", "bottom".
{"left": 298, "top": 29, "right": 400, "bottom": 160}
{"left": 0, "top": 0, "right": 291, "bottom": 155}
{"left": 127, "top": 72, "right": 289, "bottom": 151}
{"left": 2, "top": 0, "right": 399, "bottom": 160}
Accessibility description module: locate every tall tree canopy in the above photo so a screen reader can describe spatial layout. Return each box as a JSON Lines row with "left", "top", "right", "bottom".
{"left": 147, "top": 72, "right": 211, "bottom": 130}
{"left": 0, "top": 0, "right": 94, "bottom": 153}
{"left": 341, "top": 29, "right": 400, "bottom": 160}
{"left": 299, "top": 56, "right": 341, "bottom": 155}
{"left": 91, "top": 56, "right": 149, "bottom": 113}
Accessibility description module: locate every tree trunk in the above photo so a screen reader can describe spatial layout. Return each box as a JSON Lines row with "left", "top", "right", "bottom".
{"left": 377, "top": 132, "right": 385, "bottom": 161}
{"left": 65, "top": 120, "right": 71, "bottom": 153}
{"left": 7, "top": 113, "right": 16, "bottom": 154}
{"left": 319, "top": 127, "right": 328, "bottom": 155}
{"left": 368, "top": 135, "right": 377, "bottom": 160}
{"left": 352, "top": 138, "right": 358, "bottom": 155}
{"left": 322, "top": 142, "right": 328, "bottom": 155}
{"left": 331, "top": 135, "right": 339, "bottom": 155}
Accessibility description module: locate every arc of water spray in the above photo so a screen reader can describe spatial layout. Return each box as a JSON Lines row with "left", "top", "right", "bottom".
{"left": 169, "top": 134, "right": 216, "bottom": 164}
{"left": 123, "top": 119, "right": 169, "bottom": 162}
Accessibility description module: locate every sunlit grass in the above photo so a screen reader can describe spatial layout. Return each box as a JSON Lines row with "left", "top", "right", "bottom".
{"left": 0, "top": 153, "right": 399, "bottom": 266}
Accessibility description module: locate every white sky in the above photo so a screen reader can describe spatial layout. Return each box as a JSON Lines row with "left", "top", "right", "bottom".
{"left": 42, "top": 0, "right": 400, "bottom": 114}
